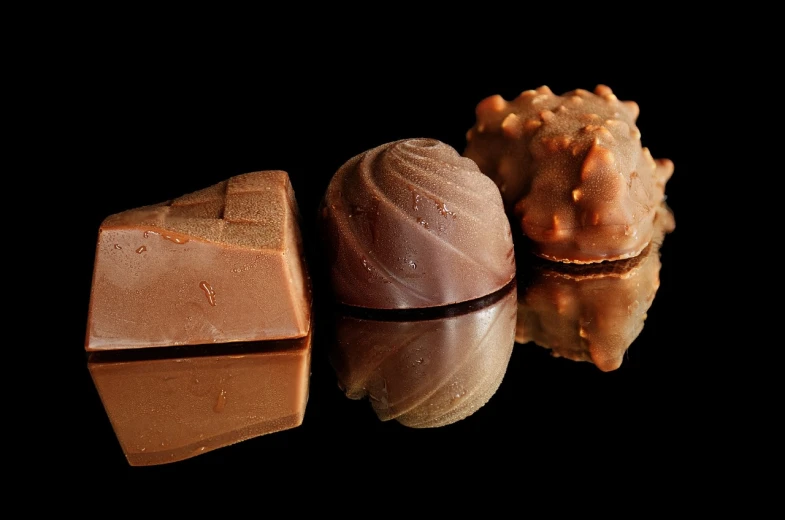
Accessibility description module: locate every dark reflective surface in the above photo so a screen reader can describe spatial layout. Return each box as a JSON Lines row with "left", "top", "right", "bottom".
{"left": 67, "top": 67, "right": 703, "bottom": 476}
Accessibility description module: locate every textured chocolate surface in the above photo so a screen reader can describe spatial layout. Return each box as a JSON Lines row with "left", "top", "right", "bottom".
{"left": 320, "top": 138, "right": 515, "bottom": 309}
{"left": 86, "top": 171, "right": 311, "bottom": 350}
{"left": 89, "top": 333, "right": 311, "bottom": 466}
{"left": 330, "top": 283, "right": 516, "bottom": 427}
{"left": 516, "top": 204, "right": 673, "bottom": 371}
{"left": 464, "top": 85, "right": 673, "bottom": 263}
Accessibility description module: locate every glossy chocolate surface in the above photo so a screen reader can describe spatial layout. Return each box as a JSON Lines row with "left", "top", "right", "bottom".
{"left": 331, "top": 282, "right": 516, "bottom": 427}
{"left": 516, "top": 204, "right": 674, "bottom": 370}
{"left": 86, "top": 171, "right": 311, "bottom": 350}
{"left": 320, "top": 138, "right": 515, "bottom": 309}
{"left": 88, "top": 332, "right": 311, "bottom": 466}
{"left": 465, "top": 85, "right": 673, "bottom": 263}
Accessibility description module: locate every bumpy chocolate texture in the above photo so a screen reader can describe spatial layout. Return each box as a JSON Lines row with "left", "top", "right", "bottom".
{"left": 331, "top": 283, "right": 516, "bottom": 427}
{"left": 89, "top": 333, "right": 311, "bottom": 466}
{"left": 86, "top": 171, "right": 311, "bottom": 350}
{"left": 464, "top": 85, "right": 673, "bottom": 263}
{"left": 320, "top": 138, "right": 515, "bottom": 309}
{"left": 516, "top": 204, "right": 674, "bottom": 371}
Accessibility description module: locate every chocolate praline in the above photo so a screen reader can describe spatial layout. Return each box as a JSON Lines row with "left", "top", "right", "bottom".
{"left": 464, "top": 85, "right": 673, "bottom": 264}
{"left": 320, "top": 138, "right": 515, "bottom": 309}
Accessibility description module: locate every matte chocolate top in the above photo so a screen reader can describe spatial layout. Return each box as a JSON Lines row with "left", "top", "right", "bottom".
{"left": 101, "top": 171, "right": 300, "bottom": 250}
{"left": 320, "top": 138, "right": 515, "bottom": 309}
{"left": 464, "top": 85, "right": 673, "bottom": 263}
{"left": 86, "top": 171, "right": 311, "bottom": 350}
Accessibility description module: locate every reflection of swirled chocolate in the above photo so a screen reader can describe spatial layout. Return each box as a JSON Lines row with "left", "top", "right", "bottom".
{"left": 330, "top": 282, "right": 516, "bottom": 427}
{"left": 88, "top": 333, "right": 311, "bottom": 466}
{"left": 516, "top": 205, "right": 673, "bottom": 371}
{"left": 320, "top": 138, "right": 515, "bottom": 309}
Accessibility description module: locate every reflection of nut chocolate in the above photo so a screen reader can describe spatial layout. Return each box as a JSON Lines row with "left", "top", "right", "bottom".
{"left": 516, "top": 205, "right": 673, "bottom": 371}
{"left": 330, "top": 283, "right": 516, "bottom": 427}
{"left": 465, "top": 85, "right": 673, "bottom": 264}
{"left": 320, "top": 138, "right": 515, "bottom": 309}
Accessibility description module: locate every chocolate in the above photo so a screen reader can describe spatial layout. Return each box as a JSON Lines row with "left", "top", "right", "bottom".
{"left": 464, "top": 85, "right": 673, "bottom": 264}
{"left": 330, "top": 282, "right": 516, "bottom": 427}
{"left": 516, "top": 204, "right": 674, "bottom": 370}
{"left": 320, "top": 138, "right": 515, "bottom": 309}
{"left": 88, "top": 332, "right": 311, "bottom": 466}
{"left": 86, "top": 171, "right": 311, "bottom": 350}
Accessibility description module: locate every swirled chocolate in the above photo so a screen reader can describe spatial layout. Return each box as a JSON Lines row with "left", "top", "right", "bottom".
{"left": 465, "top": 85, "right": 673, "bottom": 264}
{"left": 330, "top": 282, "right": 516, "bottom": 427}
{"left": 320, "top": 138, "right": 515, "bottom": 309}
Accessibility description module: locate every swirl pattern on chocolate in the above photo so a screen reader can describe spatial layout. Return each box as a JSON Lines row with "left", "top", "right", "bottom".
{"left": 464, "top": 85, "right": 673, "bottom": 264}
{"left": 320, "top": 138, "right": 515, "bottom": 309}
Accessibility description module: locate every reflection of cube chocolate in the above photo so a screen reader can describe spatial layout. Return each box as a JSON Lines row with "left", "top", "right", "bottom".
{"left": 86, "top": 171, "right": 311, "bottom": 351}
{"left": 88, "top": 334, "right": 311, "bottom": 466}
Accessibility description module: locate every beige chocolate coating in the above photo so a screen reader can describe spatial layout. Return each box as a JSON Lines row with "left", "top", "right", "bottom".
{"left": 464, "top": 85, "right": 673, "bottom": 263}
{"left": 320, "top": 138, "right": 515, "bottom": 309}
{"left": 331, "top": 283, "right": 516, "bottom": 427}
{"left": 516, "top": 204, "right": 674, "bottom": 371}
{"left": 86, "top": 171, "right": 311, "bottom": 350}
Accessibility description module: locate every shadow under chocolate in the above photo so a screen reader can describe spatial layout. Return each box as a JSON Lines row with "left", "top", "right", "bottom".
{"left": 335, "top": 278, "right": 517, "bottom": 322}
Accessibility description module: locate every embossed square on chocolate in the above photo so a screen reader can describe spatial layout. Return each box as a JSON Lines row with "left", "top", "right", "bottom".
{"left": 86, "top": 171, "right": 311, "bottom": 351}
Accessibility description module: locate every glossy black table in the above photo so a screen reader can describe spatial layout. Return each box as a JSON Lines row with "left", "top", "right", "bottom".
{"left": 68, "top": 75, "right": 702, "bottom": 478}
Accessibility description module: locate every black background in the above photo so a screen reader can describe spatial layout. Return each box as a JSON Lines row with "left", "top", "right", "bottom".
{"left": 66, "top": 46, "right": 714, "bottom": 479}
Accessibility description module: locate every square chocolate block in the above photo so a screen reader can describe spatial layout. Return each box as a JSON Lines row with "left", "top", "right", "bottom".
{"left": 86, "top": 171, "right": 311, "bottom": 350}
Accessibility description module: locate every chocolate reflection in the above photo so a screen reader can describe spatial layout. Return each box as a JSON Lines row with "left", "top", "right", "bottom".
{"left": 516, "top": 204, "right": 674, "bottom": 371}
{"left": 330, "top": 282, "right": 516, "bottom": 427}
{"left": 88, "top": 332, "right": 311, "bottom": 466}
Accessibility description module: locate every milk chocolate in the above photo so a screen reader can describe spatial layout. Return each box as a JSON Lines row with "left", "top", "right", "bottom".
{"left": 465, "top": 85, "right": 673, "bottom": 264}
{"left": 330, "top": 282, "right": 516, "bottom": 427}
{"left": 320, "top": 138, "right": 515, "bottom": 309}
{"left": 88, "top": 332, "right": 311, "bottom": 466}
{"left": 516, "top": 204, "right": 673, "bottom": 370}
{"left": 86, "top": 171, "right": 311, "bottom": 350}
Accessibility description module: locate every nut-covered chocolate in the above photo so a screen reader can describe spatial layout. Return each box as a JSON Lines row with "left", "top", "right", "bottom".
{"left": 464, "top": 85, "right": 673, "bottom": 264}
{"left": 320, "top": 138, "right": 515, "bottom": 309}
